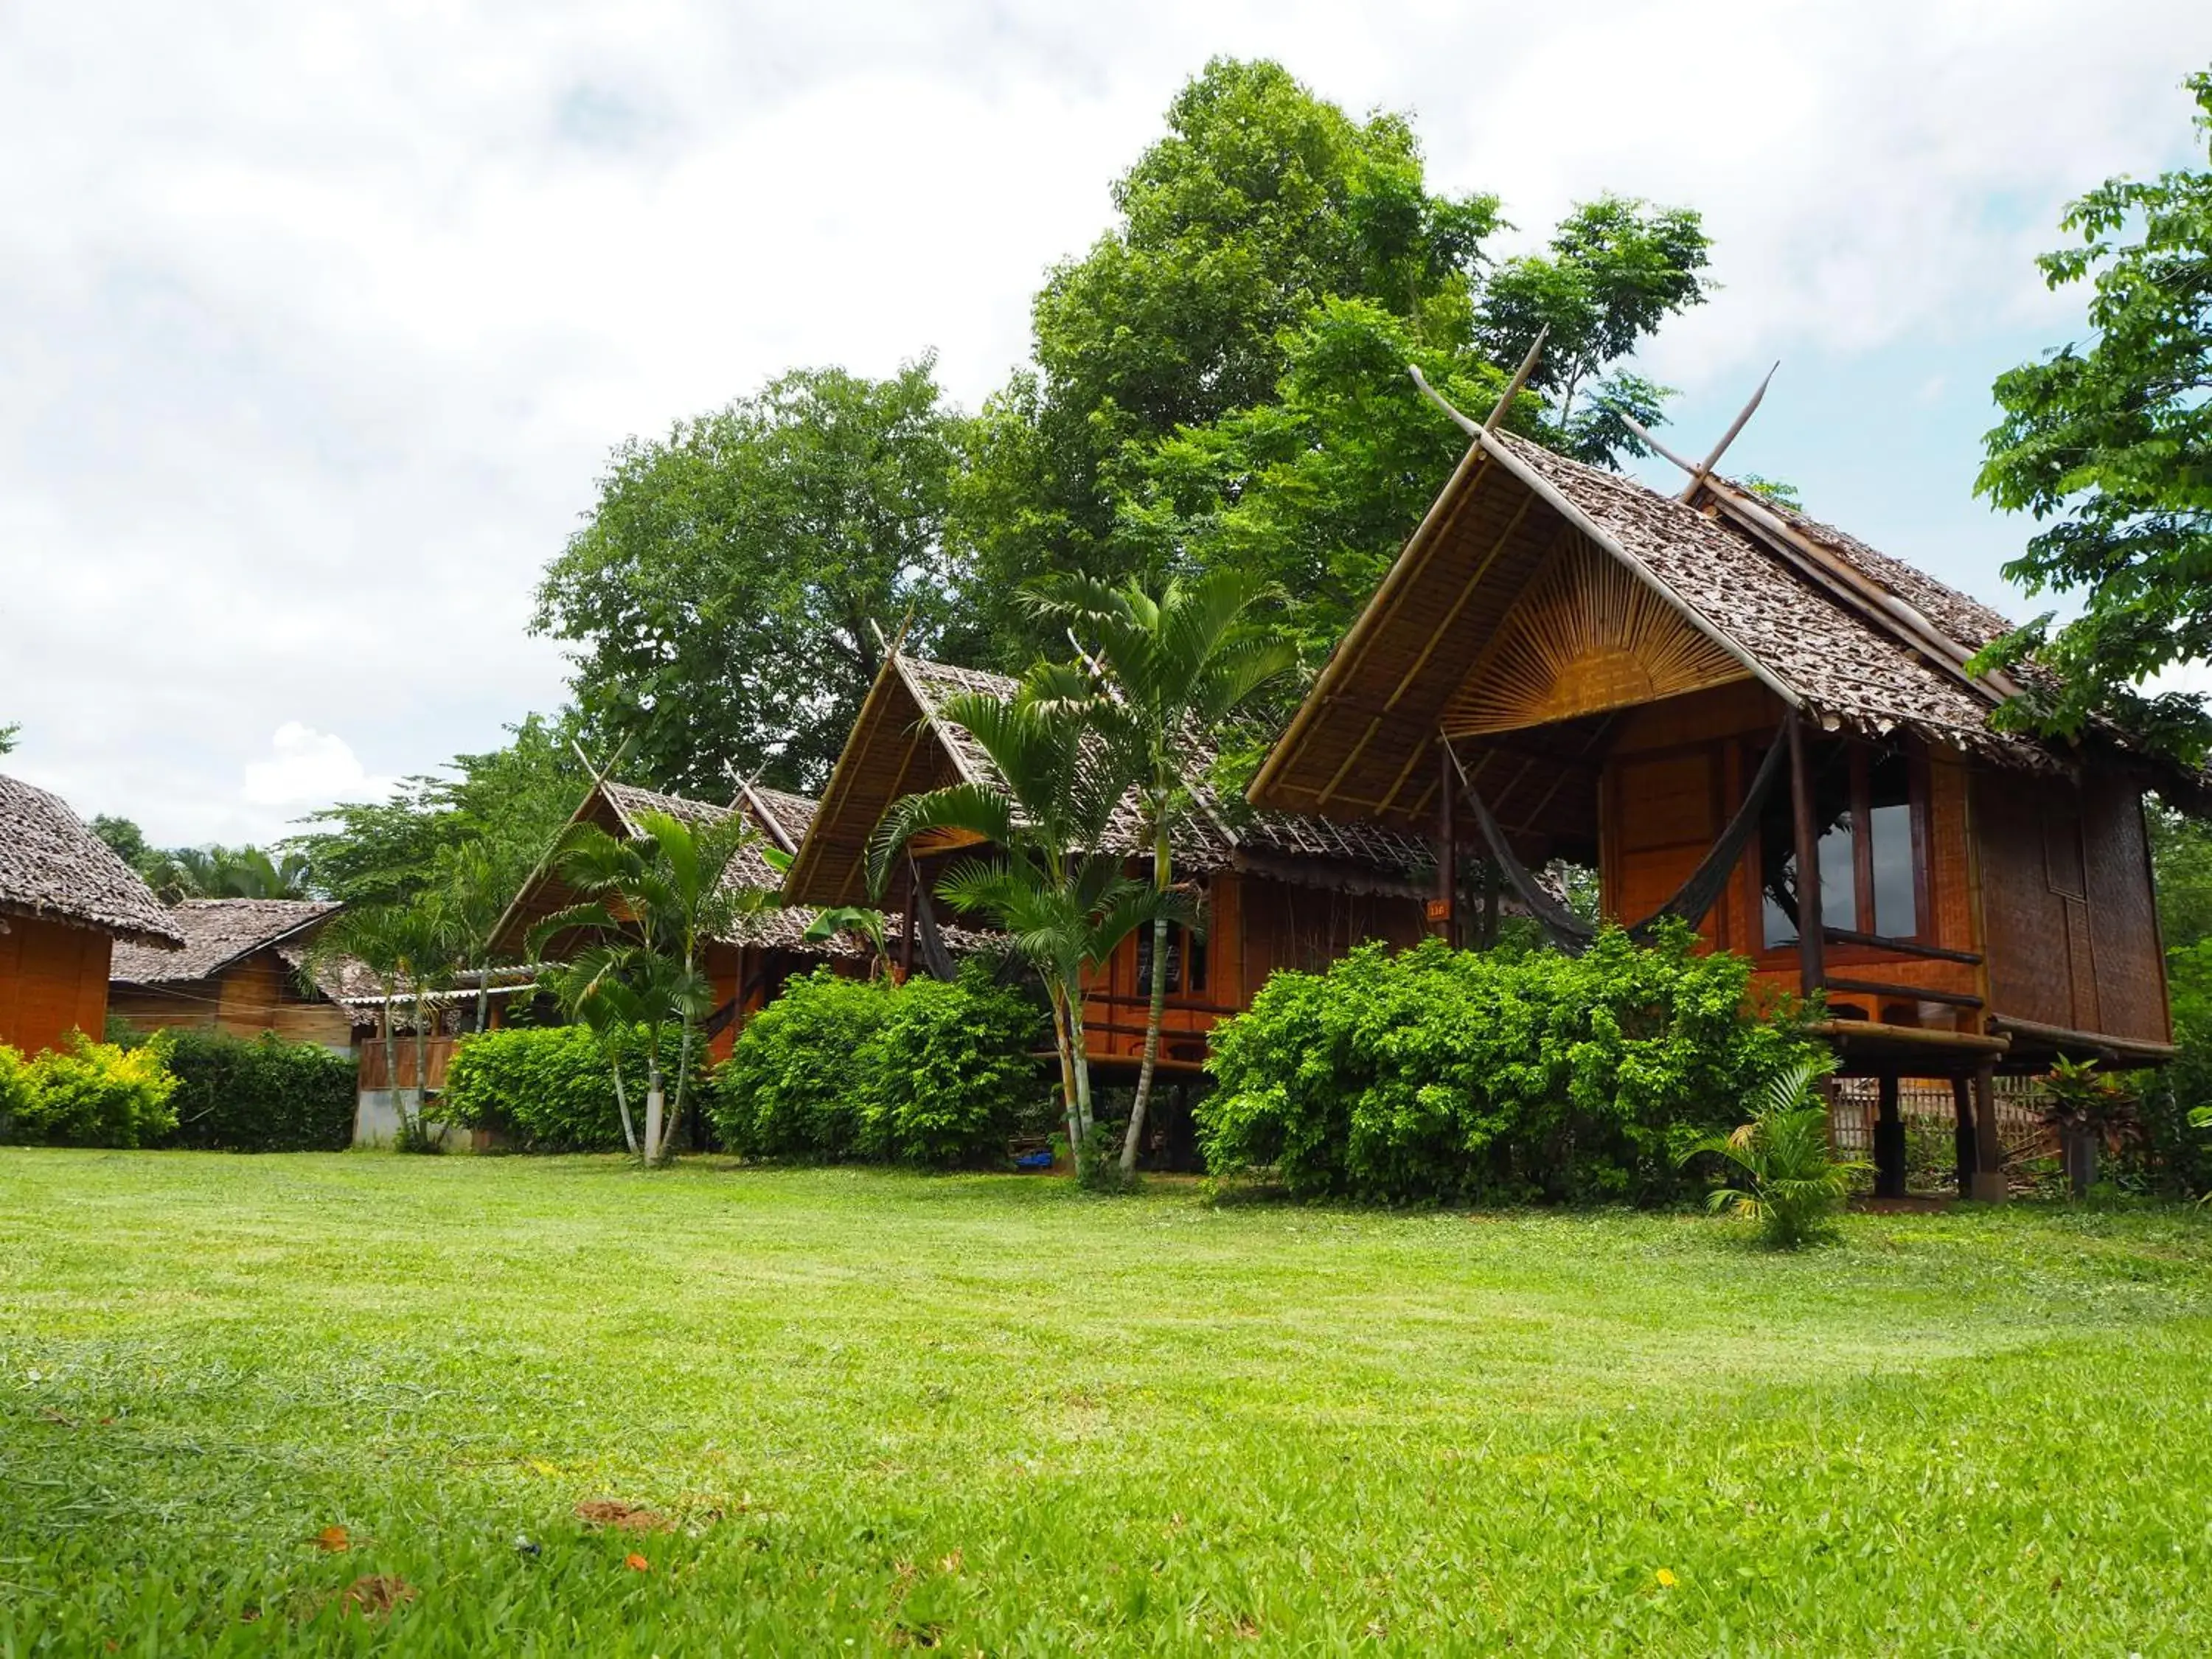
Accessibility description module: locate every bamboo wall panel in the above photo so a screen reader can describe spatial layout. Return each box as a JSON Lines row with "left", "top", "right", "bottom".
{"left": 1441, "top": 535, "right": 1747, "bottom": 738}
{"left": 0, "top": 915, "right": 110, "bottom": 1056}
{"left": 2082, "top": 774, "right": 2171, "bottom": 1043}
{"left": 1975, "top": 769, "right": 2084, "bottom": 1032}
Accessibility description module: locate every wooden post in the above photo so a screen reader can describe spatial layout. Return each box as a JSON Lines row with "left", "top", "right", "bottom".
{"left": 1874, "top": 1074, "right": 1905, "bottom": 1199}
{"left": 1433, "top": 741, "right": 1458, "bottom": 943}
{"left": 1951, "top": 1076, "right": 1975, "bottom": 1198}
{"left": 1478, "top": 858, "right": 1502, "bottom": 950}
{"left": 1787, "top": 712, "right": 1826, "bottom": 999}
{"left": 1968, "top": 1060, "right": 2006, "bottom": 1202}
{"left": 900, "top": 860, "right": 917, "bottom": 981}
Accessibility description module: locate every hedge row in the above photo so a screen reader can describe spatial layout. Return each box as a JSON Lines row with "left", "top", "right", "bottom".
{"left": 440, "top": 1023, "right": 709, "bottom": 1152}
{"left": 1199, "top": 927, "right": 1818, "bottom": 1205}
{"left": 709, "top": 966, "right": 1048, "bottom": 1168}
{"left": 0, "top": 1036, "right": 179, "bottom": 1148}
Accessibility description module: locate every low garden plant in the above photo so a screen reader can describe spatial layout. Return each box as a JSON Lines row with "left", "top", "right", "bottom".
{"left": 1677, "top": 1054, "right": 1864, "bottom": 1248}
{"left": 709, "top": 965, "right": 1047, "bottom": 1168}
{"left": 0, "top": 1033, "right": 178, "bottom": 1148}
{"left": 442, "top": 1023, "right": 705, "bottom": 1152}
{"left": 1199, "top": 925, "right": 1814, "bottom": 1205}
{"left": 133, "top": 1029, "right": 355, "bottom": 1152}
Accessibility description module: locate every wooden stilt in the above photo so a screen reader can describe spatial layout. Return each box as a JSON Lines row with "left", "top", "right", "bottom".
{"left": 1969, "top": 1060, "right": 2007, "bottom": 1202}
{"left": 1951, "top": 1076, "right": 1975, "bottom": 1199}
{"left": 1478, "top": 858, "right": 1502, "bottom": 950}
{"left": 1874, "top": 1074, "right": 1905, "bottom": 1199}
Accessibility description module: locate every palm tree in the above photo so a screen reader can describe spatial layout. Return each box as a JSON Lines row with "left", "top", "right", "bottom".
{"left": 531, "top": 807, "right": 765, "bottom": 1165}
{"left": 1678, "top": 1054, "right": 1863, "bottom": 1249}
{"left": 869, "top": 661, "right": 1168, "bottom": 1163}
{"left": 308, "top": 900, "right": 457, "bottom": 1148}
{"left": 1026, "top": 571, "right": 1297, "bottom": 1175}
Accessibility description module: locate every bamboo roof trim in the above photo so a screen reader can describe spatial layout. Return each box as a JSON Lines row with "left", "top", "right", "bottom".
{"left": 782, "top": 653, "right": 1438, "bottom": 910}
{"left": 1250, "top": 427, "right": 2086, "bottom": 832}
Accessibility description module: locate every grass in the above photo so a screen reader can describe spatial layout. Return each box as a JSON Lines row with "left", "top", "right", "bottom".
{"left": 2, "top": 1153, "right": 2210, "bottom": 1654}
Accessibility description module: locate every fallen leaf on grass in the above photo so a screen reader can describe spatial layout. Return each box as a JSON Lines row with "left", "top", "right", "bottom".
{"left": 576, "top": 1499, "right": 672, "bottom": 1533}
{"left": 624, "top": 1553, "right": 650, "bottom": 1572}
{"left": 341, "top": 1575, "right": 416, "bottom": 1618}
{"left": 313, "top": 1526, "right": 351, "bottom": 1554}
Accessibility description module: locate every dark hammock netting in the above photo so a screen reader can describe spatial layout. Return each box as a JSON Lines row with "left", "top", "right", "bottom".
{"left": 908, "top": 856, "right": 961, "bottom": 982}
{"left": 1444, "top": 715, "right": 1792, "bottom": 956}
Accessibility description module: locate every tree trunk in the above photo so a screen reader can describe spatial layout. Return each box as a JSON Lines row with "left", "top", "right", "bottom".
{"left": 1121, "top": 822, "right": 1172, "bottom": 1175}
{"left": 664, "top": 1021, "right": 697, "bottom": 1164}
{"left": 411, "top": 999, "right": 431, "bottom": 1144}
{"left": 1048, "top": 983, "right": 1082, "bottom": 1166}
{"left": 1068, "top": 982, "right": 1094, "bottom": 1139}
{"left": 611, "top": 1054, "right": 639, "bottom": 1158}
{"left": 380, "top": 998, "right": 405, "bottom": 1139}
{"left": 643, "top": 1061, "right": 666, "bottom": 1169}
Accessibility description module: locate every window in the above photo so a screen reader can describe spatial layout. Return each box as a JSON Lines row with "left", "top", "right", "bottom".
{"left": 1134, "top": 922, "right": 1206, "bottom": 997}
{"left": 1759, "top": 739, "right": 1923, "bottom": 947}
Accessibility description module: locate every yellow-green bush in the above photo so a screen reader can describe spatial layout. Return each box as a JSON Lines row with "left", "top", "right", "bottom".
{"left": 7, "top": 1035, "right": 179, "bottom": 1149}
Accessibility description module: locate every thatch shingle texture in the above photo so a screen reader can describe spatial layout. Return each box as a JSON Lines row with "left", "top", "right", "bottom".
{"left": 0, "top": 772, "right": 183, "bottom": 947}
{"left": 111, "top": 898, "right": 338, "bottom": 985}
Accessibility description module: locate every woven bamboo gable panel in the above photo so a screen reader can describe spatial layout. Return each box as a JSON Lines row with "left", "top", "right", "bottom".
{"left": 1441, "top": 534, "right": 1748, "bottom": 738}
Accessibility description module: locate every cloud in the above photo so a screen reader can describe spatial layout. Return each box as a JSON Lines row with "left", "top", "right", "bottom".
{"left": 241, "top": 723, "right": 397, "bottom": 811}
{"left": 0, "top": 1, "right": 2207, "bottom": 844}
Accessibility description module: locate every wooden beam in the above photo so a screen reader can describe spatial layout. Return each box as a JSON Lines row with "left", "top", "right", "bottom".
{"left": 1433, "top": 740, "right": 1457, "bottom": 942}
{"left": 1986, "top": 1012, "right": 2179, "bottom": 1066}
{"left": 1788, "top": 712, "right": 1826, "bottom": 1001}
{"left": 1820, "top": 927, "right": 1981, "bottom": 966}
{"left": 1824, "top": 977, "right": 1984, "bottom": 1010}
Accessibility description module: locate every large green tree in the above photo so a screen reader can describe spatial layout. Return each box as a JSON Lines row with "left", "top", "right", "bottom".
{"left": 956, "top": 58, "right": 1710, "bottom": 667}
{"left": 953, "top": 58, "right": 1502, "bottom": 661}
{"left": 536, "top": 358, "right": 972, "bottom": 793}
{"left": 285, "top": 714, "right": 588, "bottom": 909}
{"left": 1975, "top": 69, "right": 2212, "bottom": 763}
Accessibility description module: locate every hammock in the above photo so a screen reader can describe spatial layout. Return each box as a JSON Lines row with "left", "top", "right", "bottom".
{"left": 1446, "top": 716, "right": 1792, "bottom": 955}
{"left": 908, "top": 857, "right": 961, "bottom": 982}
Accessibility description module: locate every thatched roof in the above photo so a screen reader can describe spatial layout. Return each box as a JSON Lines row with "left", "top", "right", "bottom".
{"left": 489, "top": 776, "right": 985, "bottom": 963}
{"left": 0, "top": 773, "right": 182, "bottom": 948}
{"left": 1249, "top": 425, "right": 2174, "bottom": 849}
{"left": 783, "top": 653, "right": 1437, "bottom": 910}
{"left": 111, "top": 898, "right": 338, "bottom": 986}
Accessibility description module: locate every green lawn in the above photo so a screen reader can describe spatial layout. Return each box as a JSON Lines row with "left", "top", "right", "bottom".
{"left": 2, "top": 1155, "right": 2209, "bottom": 1655}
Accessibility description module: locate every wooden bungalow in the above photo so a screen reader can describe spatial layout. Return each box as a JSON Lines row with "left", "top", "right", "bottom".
{"left": 780, "top": 653, "right": 1438, "bottom": 1083}
{"left": 490, "top": 776, "right": 975, "bottom": 1061}
{"left": 0, "top": 771, "right": 183, "bottom": 1055}
{"left": 1248, "top": 410, "right": 2191, "bottom": 1200}
{"left": 109, "top": 899, "right": 354, "bottom": 1051}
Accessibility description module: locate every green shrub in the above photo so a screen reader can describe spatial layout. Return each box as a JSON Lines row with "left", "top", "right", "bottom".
{"left": 1199, "top": 925, "right": 1815, "bottom": 1205}
{"left": 711, "top": 966, "right": 1048, "bottom": 1166}
{"left": 709, "top": 970, "right": 894, "bottom": 1160}
{"left": 442, "top": 1024, "right": 703, "bottom": 1152}
{"left": 867, "top": 970, "right": 1047, "bottom": 1168}
{"left": 11, "top": 1035, "right": 179, "bottom": 1148}
{"left": 0, "top": 1043, "right": 29, "bottom": 1141}
{"left": 137, "top": 1030, "right": 355, "bottom": 1152}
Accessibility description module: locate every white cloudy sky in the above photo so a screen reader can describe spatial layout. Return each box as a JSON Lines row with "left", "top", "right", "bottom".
{"left": 3, "top": 1, "right": 2208, "bottom": 846}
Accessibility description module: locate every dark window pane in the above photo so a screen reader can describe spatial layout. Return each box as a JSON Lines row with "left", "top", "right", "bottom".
{"left": 1868, "top": 748, "right": 1916, "bottom": 936}
{"left": 1134, "top": 925, "right": 1183, "bottom": 995}
{"left": 1760, "top": 741, "right": 1856, "bottom": 944}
